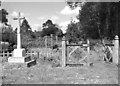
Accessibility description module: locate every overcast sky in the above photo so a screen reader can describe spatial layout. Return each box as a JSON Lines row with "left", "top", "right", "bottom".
{"left": 2, "top": 1, "right": 80, "bottom": 33}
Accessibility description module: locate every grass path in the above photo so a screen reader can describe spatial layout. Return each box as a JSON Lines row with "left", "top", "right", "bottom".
{"left": 2, "top": 60, "right": 118, "bottom": 84}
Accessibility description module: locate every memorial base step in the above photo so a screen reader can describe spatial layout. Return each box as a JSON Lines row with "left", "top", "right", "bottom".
{"left": 8, "top": 55, "right": 37, "bottom": 67}
{"left": 8, "top": 55, "right": 31, "bottom": 63}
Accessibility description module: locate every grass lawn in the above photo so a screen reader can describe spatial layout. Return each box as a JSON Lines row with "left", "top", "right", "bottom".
{"left": 1, "top": 42, "right": 119, "bottom": 84}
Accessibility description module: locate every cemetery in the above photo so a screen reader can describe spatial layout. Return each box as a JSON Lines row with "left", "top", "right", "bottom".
{"left": 1, "top": 27, "right": 119, "bottom": 84}
{"left": 0, "top": 1, "right": 120, "bottom": 85}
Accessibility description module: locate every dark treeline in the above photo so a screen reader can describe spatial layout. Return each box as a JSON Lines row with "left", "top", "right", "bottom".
{"left": 66, "top": 2, "right": 120, "bottom": 43}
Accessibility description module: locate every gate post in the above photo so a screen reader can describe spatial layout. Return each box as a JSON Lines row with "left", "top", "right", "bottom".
{"left": 37, "top": 52, "right": 39, "bottom": 59}
{"left": 87, "top": 39, "right": 90, "bottom": 66}
{"left": 7, "top": 51, "right": 9, "bottom": 57}
{"left": 45, "top": 36, "right": 47, "bottom": 48}
{"left": 113, "top": 35, "right": 119, "bottom": 65}
{"left": 51, "top": 34, "right": 53, "bottom": 48}
{"left": 56, "top": 36, "right": 58, "bottom": 44}
{"left": 3, "top": 51, "right": 5, "bottom": 57}
{"left": 62, "top": 36, "right": 67, "bottom": 67}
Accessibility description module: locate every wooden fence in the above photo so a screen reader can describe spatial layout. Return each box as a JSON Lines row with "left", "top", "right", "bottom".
{"left": 61, "top": 35, "right": 119, "bottom": 67}
{"left": 22, "top": 34, "right": 60, "bottom": 48}
{"left": 1, "top": 35, "right": 119, "bottom": 67}
{"left": 26, "top": 50, "right": 54, "bottom": 58}
{"left": 0, "top": 51, "right": 12, "bottom": 57}
{"left": 0, "top": 50, "right": 54, "bottom": 59}
{"left": 103, "top": 35, "right": 119, "bottom": 64}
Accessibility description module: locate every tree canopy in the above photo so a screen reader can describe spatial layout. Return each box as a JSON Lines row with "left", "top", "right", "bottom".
{"left": 20, "top": 18, "right": 32, "bottom": 33}
{"left": 41, "top": 19, "right": 63, "bottom": 37}
{"left": 0, "top": 9, "right": 8, "bottom": 24}
{"left": 67, "top": 2, "right": 120, "bottom": 40}
{"left": 66, "top": 21, "right": 82, "bottom": 43}
{"left": 0, "top": 7, "right": 16, "bottom": 44}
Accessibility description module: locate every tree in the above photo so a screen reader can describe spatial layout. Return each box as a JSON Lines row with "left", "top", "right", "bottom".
{"left": 41, "top": 19, "right": 63, "bottom": 37}
{"left": 20, "top": 18, "right": 31, "bottom": 33}
{"left": 0, "top": 9, "right": 8, "bottom": 24}
{"left": 79, "top": 2, "right": 101, "bottom": 39}
{"left": 1, "top": 25, "right": 17, "bottom": 44}
{"left": 67, "top": 2, "right": 120, "bottom": 40}
{"left": 55, "top": 29, "right": 63, "bottom": 37}
{"left": 20, "top": 18, "right": 36, "bottom": 39}
{"left": 0, "top": 7, "right": 16, "bottom": 43}
{"left": 66, "top": 0, "right": 83, "bottom": 9}
{"left": 66, "top": 21, "right": 81, "bottom": 43}
{"left": 0, "top": 3, "right": 17, "bottom": 51}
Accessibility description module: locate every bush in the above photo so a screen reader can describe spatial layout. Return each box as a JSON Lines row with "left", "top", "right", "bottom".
{"left": 40, "top": 55, "right": 61, "bottom": 67}
{"left": 66, "top": 22, "right": 82, "bottom": 43}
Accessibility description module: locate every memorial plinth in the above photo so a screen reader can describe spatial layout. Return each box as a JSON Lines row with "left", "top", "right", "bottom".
{"left": 13, "top": 49, "right": 26, "bottom": 57}
{"left": 8, "top": 49, "right": 31, "bottom": 63}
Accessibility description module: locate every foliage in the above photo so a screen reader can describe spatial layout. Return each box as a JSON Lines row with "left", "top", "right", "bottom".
{"left": 55, "top": 27, "right": 63, "bottom": 37}
{"left": 79, "top": 2, "right": 101, "bottom": 39}
{"left": 0, "top": 4, "right": 17, "bottom": 51}
{"left": 20, "top": 18, "right": 31, "bottom": 33}
{"left": 66, "top": 0, "right": 83, "bottom": 9}
{"left": 66, "top": 21, "right": 81, "bottom": 43}
{"left": 0, "top": 26, "right": 17, "bottom": 51}
{"left": 0, "top": 9, "right": 8, "bottom": 24}
{"left": 1, "top": 25, "right": 17, "bottom": 44}
{"left": 20, "top": 18, "right": 36, "bottom": 41}
{"left": 33, "top": 31, "right": 41, "bottom": 37}
{"left": 41, "top": 19, "right": 63, "bottom": 37}
{"left": 67, "top": 2, "right": 120, "bottom": 40}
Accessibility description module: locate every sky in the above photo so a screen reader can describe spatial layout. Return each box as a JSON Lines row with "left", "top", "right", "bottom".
{"left": 1, "top": 1, "right": 81, "bottom": 33}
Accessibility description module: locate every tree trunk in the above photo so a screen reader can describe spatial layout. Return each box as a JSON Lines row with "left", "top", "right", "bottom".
{"left": 116, "top": 3, "right": 118, "bottom": 35}
{"left": 105, "top": 3, "right": 110, "bottom": 39}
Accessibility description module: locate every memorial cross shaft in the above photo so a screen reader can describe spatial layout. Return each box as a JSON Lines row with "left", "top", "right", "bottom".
{"left": 13, "top": 12, "right": 25, "bottom": 49}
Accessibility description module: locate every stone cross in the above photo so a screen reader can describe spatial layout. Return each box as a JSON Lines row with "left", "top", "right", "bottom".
{"left": 13, "top": 12, "right": 25, "bottom": 49}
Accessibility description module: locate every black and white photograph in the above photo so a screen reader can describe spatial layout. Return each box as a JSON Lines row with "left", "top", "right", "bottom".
{"left": 0, "top": 0, "right": 119, "bottom": 85}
